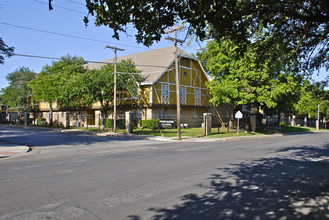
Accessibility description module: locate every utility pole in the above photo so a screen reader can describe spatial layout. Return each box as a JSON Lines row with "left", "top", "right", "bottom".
{"left": 165, "top": 25, "right": 185, "bottom": 140}
{"left": 105, "top": 45, "right": 125, "bottom": 133}
{"left": 317, "top": 100, "right": 329, "bottom": 130}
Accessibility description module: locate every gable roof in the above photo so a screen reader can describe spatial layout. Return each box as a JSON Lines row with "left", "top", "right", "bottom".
{"left": 85, "top": 46, "right": 197, "bottom": 85}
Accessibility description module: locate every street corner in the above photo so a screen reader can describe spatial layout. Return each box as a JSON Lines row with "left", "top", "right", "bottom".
{"left": 0, "top": 144, "right": 31, "bottom": 159}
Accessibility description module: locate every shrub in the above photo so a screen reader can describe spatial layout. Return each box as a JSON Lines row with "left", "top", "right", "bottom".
{"left": 140, "top": 119, "right": 159, "bottom": 130}
{"left": 100, "top": 118, "right": 137, "bottom": 129}
{"left": 105, "top": 119, "right": 113, "bottom": 128}
{"left": 36, "top": 118, "right": 46, "bottom": 125}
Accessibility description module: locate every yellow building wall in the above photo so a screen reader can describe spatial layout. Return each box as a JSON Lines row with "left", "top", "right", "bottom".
{"left": 152, "top": 58, "right": 209, "bottom": 107}
{"left": 168, "top": 68, "right": 176, "bottom": 84}
{"left": 139, "top": 86, "right": 151, "bottom": 106}
{"left": 36, "top": 57, "right": 210, "bottom": 126}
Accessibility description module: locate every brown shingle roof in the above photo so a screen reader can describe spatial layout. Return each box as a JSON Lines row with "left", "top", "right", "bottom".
{"left": 84, "top": 46, "right": 195, "bottom": 85}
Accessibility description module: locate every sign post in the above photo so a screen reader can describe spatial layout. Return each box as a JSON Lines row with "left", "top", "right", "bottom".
{"left": 235, "top": 111, "right": 243, "bottom": 135}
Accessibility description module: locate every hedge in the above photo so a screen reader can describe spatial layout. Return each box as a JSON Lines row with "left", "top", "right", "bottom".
{"left": 140, "top": 119, "right": 159, "bottom": 130}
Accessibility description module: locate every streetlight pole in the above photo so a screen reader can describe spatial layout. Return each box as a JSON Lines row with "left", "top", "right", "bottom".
{"left": 105, "top": 45, "right": 125, "bottom": 133}
{"left": 165, "top": 25, "right": 185, "bottom": 140}
{"left": 317, "top": 100, "right": 329, "bottom": 130}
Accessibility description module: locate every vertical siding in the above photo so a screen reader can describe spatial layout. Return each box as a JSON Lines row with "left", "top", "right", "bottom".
{"left": 139, "top": 86, "right": 152, "bottom": 106}
{"left": 152, "top": 58, "right": 209, "bottom": 107}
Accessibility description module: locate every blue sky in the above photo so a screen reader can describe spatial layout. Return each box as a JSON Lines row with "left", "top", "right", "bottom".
{"left": 0, "top": 0, "right": 205, "bottom": 89}
{"left": 0, "top": 0, "right": 328, "bottom": 90}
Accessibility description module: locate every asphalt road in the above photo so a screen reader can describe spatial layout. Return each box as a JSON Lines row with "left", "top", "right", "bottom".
{"left": 0, "top": 126, "right": 328, "bottom": 219}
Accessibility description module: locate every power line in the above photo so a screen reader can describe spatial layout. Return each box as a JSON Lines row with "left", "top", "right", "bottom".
{"left": 18, "top": 2, "right": 198, "bottom": 55}
{"left": 0, "top": 22, "right": 195, "bottom": 55}
{"left": 2, "top": 52, "right": 171, "bottom": 69}
{"left": 34, "top": 0, "right": 85, "bottom": 14}
{"left": 67, "top": 0, "right": 85, "bottom": 6}
{"left": 0, "top": 22, "right": 151, "bottom": 51}
{"left": 0, "top": 22, "right": 110, "bottom": 44}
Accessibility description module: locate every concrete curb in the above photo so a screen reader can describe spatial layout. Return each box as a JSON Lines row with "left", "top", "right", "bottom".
{"left": 0, "top": 145, "right": 30, "bottom": 159}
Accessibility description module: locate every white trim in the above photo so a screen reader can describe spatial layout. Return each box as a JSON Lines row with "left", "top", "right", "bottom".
{"left": 140, "top": 55, "right": 209, "bottom": 85}
{"left": 196, "top": 60, "right": 210, "bottom": 83}
{"left": 180, "top": 54, "right": 199, "bottom": 62}
{"left": 195, "top": 88, "right": 201, "bottom": 106}
{"left": 161, "top": 84, "right": 170, "bottom": 104}
{"left": 180, "top": 86, "right": 186, "bottom": 105}
{"left": 152, "top": 60, "right": 175, "bottom": 84}
{"left": 158, "top": 81, "right": 208, "bottom": 91}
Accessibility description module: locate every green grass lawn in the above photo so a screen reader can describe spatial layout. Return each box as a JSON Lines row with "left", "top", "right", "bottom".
{"left": 44, "top": 124, "right": 324, "bottom": 139}
{"left": 133, "top": 127, "right": 261, "bottom": 138}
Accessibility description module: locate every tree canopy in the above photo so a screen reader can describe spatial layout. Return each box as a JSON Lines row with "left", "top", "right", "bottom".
{"left": 0, "top": 67, "right": 35, "bottom": 112}
{"left": 49, "top": 0, "right": 328, "bottom": 74}
{"left": 85, "top": 59, "right": 141, "bottom": 127}
{"left": 27, "top": 54, "right": 141, "bottom": 126}
{"left": 27, "top": 55, "right": 88, "bottom": 124}
{"left": 198, "top": 39, "right": 303, "bottom": 115}
{"left": 295, "top": 80, "right": 329, "bottom": 118}
{"left": 0, "top": 37, "right": 14, "bottom": 64}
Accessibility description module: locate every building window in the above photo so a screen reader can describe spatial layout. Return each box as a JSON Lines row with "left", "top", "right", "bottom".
{"left": 180, "top": 86, "right": 186, "bottom": 105}
{"left": 135, "top": 108, "right": 142, "bottom": 119}
{"left": 195, "top": 89, "right": 201, "bottom": 105}
{"left": 161, "top": 84, "right": 169, "bottom": 104}
{"left": 193, "top": 109, "right": 198, "bottom": 119}
{"left": 159, "top": 108, "right": 165, "bottom": 119}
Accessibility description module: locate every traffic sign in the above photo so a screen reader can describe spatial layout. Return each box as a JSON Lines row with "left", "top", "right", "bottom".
{"left": 235, "top": 111, "right": 243, "bottom": 119}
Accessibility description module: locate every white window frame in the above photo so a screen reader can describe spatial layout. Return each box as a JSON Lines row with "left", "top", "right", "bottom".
{"left": 135, "top": 108, "right": 142, "bottom": 119}
{"left": 195, "top": 89, "right": 201, "bottom": 106}
{"left": 159, "top": 108, "right": 165, "bottom": 119}
{"left": 180, "top": 86, "right": 186, "bottom": 105}
{"left": 161, "top": 84, "right": 169, "bottom": 104}
{"left": 192, "top": 109, "right": 198, "bottom": 119}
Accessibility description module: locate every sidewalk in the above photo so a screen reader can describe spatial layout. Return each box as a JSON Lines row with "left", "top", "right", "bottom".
{"left": 0, "top": 143, "right": 30, "bottom": 159}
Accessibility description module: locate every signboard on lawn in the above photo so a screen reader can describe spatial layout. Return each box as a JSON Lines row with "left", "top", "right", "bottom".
{"left": 158, "top": 119, "right": 175, "bottom": 129}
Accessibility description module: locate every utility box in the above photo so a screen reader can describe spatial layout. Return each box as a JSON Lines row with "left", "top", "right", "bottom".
{"left": 203, "top": 113, "right": 212, "bottom": 136}
{"left": 125, "top": 111, "right": 133, "bottom": 134}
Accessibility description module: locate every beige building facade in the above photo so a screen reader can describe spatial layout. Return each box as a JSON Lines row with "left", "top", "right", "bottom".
{"left": 36, "top": 46, "right": 227, "bottom": 128}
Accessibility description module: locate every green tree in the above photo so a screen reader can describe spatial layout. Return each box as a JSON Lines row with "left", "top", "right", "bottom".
{"left": 28, "top": 72, "right": 60, "bottom": 125}
{"left": 198, "top": 39, "right": 302, "bottom": 116}
{"left": 86, "top": 59, "right": 141, "bottom": 128}
{"left": 50, "top": 0, "right": 329, "bottom": 75}
{"left": 29, "top": 55, "right": 88, "bottom": 125}
{"left": 0, "top": 67, "right": 35, "bottom": 117}
{"left": 53, "top": 56, "right": 90, "bottom": 111}
{"left": 0, "top": 37, "right": 14, "bottom": 64}
{"left": 295, "top": 81, "right": 329, "bottom": 119}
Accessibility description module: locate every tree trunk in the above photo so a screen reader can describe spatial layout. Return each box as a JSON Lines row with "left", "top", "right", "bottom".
{"left": 100, "top": 102, "right": 106, "bottom": 130}
{"left": 49, "top": 105, "right": 53, "bottom": 126}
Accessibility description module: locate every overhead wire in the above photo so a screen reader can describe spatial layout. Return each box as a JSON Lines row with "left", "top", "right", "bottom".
{"left": 1, "top": 2, "right": 197, "bottom": 63}
{"left": 0, "top": 22, "right": 147, "bottom": 50}
{"left": 2, "top": 52, "right": 171, "bottom": 69}
{"left": 34, "top": 0, "right": 85, "bottom": 14}
{"left": 0, "top": 21, "right": 185, "bottom": 55}
{"left": 66, "top": 0, "right": 85, "bottom": 6}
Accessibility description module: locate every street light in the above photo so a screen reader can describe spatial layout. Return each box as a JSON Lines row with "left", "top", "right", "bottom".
{"left": 317, "top": 100, "right": 329, "bottom": 130}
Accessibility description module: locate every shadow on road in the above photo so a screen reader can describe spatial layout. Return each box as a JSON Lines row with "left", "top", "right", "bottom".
{"left": 142, "top": 143, "right": 329, "bottom": 219}
{"left": 0, "top": 126, "right": 147, "bottom": 148}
